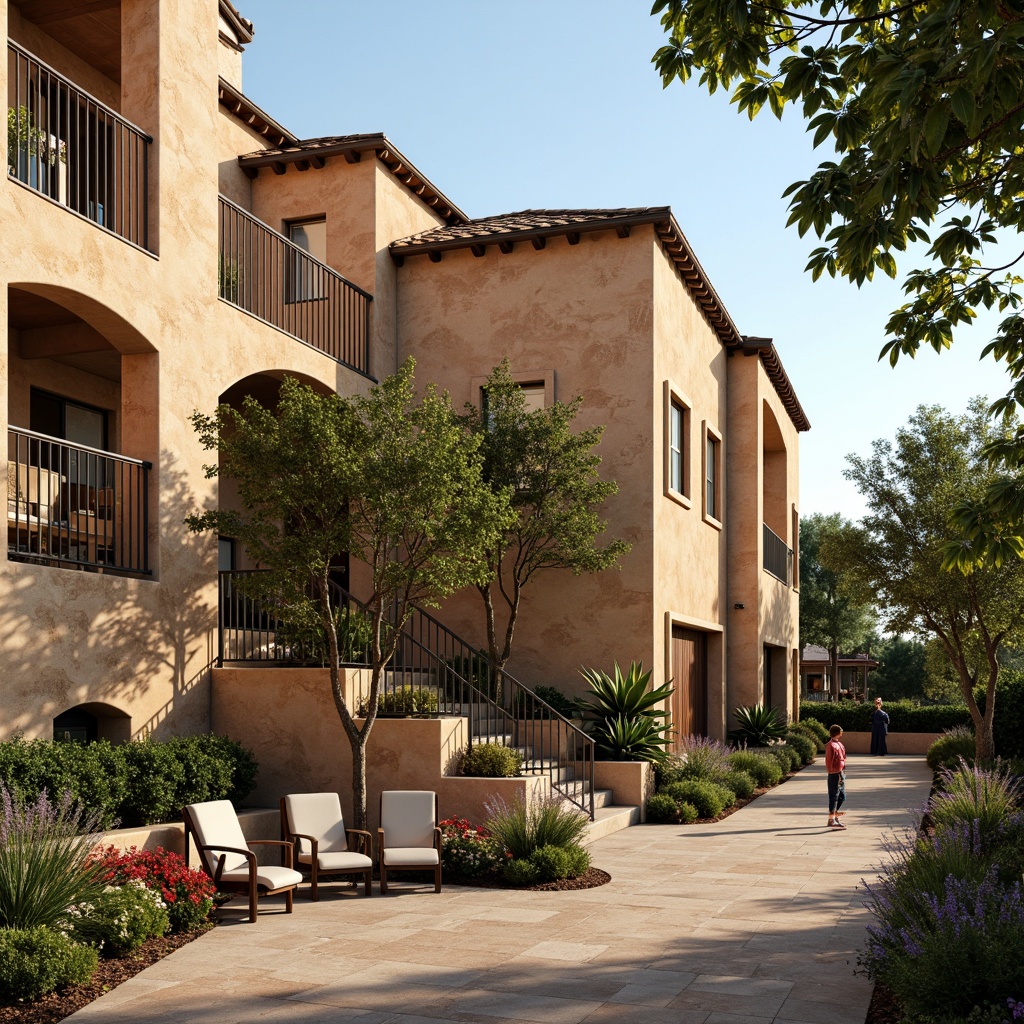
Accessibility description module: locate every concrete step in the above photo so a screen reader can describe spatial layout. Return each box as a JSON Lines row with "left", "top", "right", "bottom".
{"left": 585, "top": 802, "right": 641, "bottom": 843}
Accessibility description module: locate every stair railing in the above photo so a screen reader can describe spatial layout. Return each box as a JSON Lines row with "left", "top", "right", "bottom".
{"left": 216, "top": 570, "right": 595, "bottom": 819}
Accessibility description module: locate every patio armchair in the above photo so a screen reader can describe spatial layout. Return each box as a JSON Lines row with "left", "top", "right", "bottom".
{"left": 377, "top": 790, "right": 442, "bottom": 894}
{"left": 182, "top": 799, "right": 303, "bottom": 923}
{"left": 281, "top": 792, "right": 373, "bottom": 899}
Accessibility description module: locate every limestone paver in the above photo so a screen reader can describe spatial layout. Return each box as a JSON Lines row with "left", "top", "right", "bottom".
{"left": 64, "top": 755, "right": 930, "bottom": 1023}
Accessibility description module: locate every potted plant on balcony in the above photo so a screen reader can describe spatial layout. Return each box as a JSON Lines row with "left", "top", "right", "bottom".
{"left": 8, "top": 105, "right": 66, "bottom": 199}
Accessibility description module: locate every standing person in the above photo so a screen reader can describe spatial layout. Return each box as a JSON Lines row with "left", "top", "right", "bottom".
{"left": 826, "top": 725, "right": 847, "bottom": 829}
{"left": 870, "top": 697, "right": 890, "bottom": 756}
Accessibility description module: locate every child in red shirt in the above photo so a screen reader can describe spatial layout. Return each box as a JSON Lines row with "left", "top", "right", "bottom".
{"left": 825, "top": 725, "right": 847, "bottom": 829}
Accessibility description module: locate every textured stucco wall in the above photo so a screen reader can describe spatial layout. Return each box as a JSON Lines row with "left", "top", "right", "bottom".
{"left": 0, "top": 1, "right": 379, "bottom": 743}
{"left": 395, "top": 227, "right": 655, "bottom": 696}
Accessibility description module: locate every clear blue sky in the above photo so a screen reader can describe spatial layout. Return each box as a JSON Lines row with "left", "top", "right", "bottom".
{"left": 237, "top": 1, "right": 1013, "bottom": 520}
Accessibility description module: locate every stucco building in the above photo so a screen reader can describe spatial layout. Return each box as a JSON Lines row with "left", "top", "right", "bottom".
{"left": 1, "top": 1, "right": 806, "bottom": 774}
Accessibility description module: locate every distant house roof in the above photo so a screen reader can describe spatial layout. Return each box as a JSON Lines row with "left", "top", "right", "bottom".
{"left": 801, "top": 646, "right": 879, "bottom": 668}
{"left": 235, "top": 134, "right": 467, "bottom": 225}
{"left": 390, "top": 208, "right": 810, "bottom": 432}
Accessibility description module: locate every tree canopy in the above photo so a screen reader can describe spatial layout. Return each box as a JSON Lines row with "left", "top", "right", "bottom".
{"left": 463, "top": 361, "right": 630, "bottom": 678}
{"left": 799, "top": 512, "right": 875, "bottom": 698}
{"left": 652, "top": 1, "right": 1024, "bottom": 398}
{"left": 822, "top": 400, "right": 1024, "bottom": 759}
{"left": 187, "top": 362, "right": 511, "bottom": 827}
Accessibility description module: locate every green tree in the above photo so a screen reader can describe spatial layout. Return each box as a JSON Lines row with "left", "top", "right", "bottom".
{"left": 187, "top": 361, "right": 511, "bottom": 828}
{"left": 463, "top": 362, "right": 630, "bottom": 682}
{"left": 823, "top": 401, "right": 1024, "bottom": 759}
{"left": 922, "top": 637, "right": 972, "bottom": 703}
{"left": 870, "top": 635, "right": 930, "bottom": 702}
{"left": 799, "top": 512, "right": 875, "bottom": 699}
{"left": 652, "top": 2, "right": 1024, "bottom": 400}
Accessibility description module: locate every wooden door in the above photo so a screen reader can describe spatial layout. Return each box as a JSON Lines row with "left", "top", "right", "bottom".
{"left": 672, "top": 626, "right": 707, "bottom": 742}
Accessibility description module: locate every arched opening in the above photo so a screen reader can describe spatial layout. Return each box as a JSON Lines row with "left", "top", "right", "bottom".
{"left": 761, "top": 402, "right": 791, "bottom": 585}
{"left": 7, "top": 285, "right": 157, "bottom": 576}
{"left": 52, "top": 701, "right": 131, "bottom": 744}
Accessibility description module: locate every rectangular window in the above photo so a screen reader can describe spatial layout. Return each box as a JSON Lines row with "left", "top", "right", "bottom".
{"left": 704, "top": 428, "right": 721, "bottom": 524}
{"left": 663, "top": 382, "right": 691, "bottom": 507}
{"left": 286, "top": 217, "right": 327, "bottom": 302}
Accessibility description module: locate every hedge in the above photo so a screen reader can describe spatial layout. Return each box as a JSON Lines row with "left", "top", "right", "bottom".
{"left": 0, "top": 734, "right": 258, "bottom": 829}
{"left": 799, "top": 700, "right": 971, "bottom": 734}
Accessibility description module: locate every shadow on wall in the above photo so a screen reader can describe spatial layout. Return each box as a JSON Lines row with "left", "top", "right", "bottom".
{"left": 0, "top": 449, "right": 217, "bottom": 741}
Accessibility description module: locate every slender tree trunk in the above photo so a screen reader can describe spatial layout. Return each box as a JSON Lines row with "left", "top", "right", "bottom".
{"left": 351, "top": 736, "right": 368, "bottom": 831}
{"left": 830, "top": 644, "right": 840, "bottom": 701}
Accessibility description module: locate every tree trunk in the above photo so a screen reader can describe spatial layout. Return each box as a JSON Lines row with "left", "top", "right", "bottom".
{"left": 351, "top": 734, "right": 368, "bottom": 831}
{"left": 830, "top": 645, "right": 840, "bottom": 701}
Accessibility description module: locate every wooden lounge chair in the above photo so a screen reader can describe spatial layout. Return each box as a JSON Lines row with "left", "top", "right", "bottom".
{"left": 281, "top": 792, "right": 373, "bottom": 899}
{"left": 182, "top": 800, "right": 302, "bottom": 923}
{"left": 377, "top": 790, "right": 442, "bottom": 894}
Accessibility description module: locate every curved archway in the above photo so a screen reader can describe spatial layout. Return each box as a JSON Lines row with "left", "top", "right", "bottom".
{"left": 53, "top": 702, "right": 131, "bottom": 744}
{"left": 762, "top": 400, "right": 788, "bottom": 538}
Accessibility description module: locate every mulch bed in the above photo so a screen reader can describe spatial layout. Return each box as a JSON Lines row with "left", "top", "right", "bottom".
{"left": 451, "top": 866, "right": 611, "bottom": 891}
{"left": 865, "top": 982, "right": 901, "bottom": 1024}
{"left": 0, "top": 926, "right": 213, "bottom": 1024}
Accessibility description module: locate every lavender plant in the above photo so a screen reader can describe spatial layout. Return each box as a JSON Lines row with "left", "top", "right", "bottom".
{"left": 861, "top": 865, "right": 1024, "bottom": 1020}
{"left": 0, "top": 784, "right": 106, "bottom": 930}
{"left": 929, "top": 758, "right": 1021, "bottom": 837}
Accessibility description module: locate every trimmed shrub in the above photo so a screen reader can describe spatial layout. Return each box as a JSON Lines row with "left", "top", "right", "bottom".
{"left": 0, "top": 734, "right": 258, "bottom": 830}
{"left": 459, "top": 743, "right": 522, "bottom": 778}
{"left": 503, "top": 858, "right": 540, "bottom": 886}
{"left": 784, "top": 730, "right": 816, "bottom": 765}
{"left": 662, "top": 780, "right": 731, "bottom": 819}
{"left": 796, "top": 717, "right": 830, "bottom": 744}
{"left": 65, "top": 881, "right": 169, "bottom": 957}
{"left": 0, "top": 927, "right": 97, "bottom": 1002}
{"left": 718, "top": 769, "right": 755, "bottom": 800}
{"left": 92, "top": 846, "right": 215, "bottom": 934}
{"left": 529, "top": 844, "right": 590, "bottom": 882}
{"left": 646, "top": 793, "right": 682, "bottom": 823}
{"left": 769, "top": 745, "right": 801, "bottom": 773}
{"left": 789, "top": 721, "right": 825, "bottom": 752}
{"left": 728, "top": 750, "right": 783, "bottom": 788}
{"left": 654, "top": 755, "right": 687, "bottom": 790}
{"left": 533, "top": 686, "right": 579, "bottom": 718}
{"left": 800, "top": 700, "right": 971, "bottom": 734}
{"left": 927, "top": 726, "right": 977, "bottom": 772}
{"left": 360, "top": 686, "right": 440, "bottom": 716}
{"left": 676, "top": 800, "right": 699, "bottom": 824}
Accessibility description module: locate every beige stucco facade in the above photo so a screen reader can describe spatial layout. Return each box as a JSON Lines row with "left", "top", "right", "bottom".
{"left": 0, "top": 1, "right": 806, "bottom": 795}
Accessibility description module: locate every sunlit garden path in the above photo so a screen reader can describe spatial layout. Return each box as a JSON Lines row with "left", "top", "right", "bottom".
{"left": 68, "top": 756, "right": 932, "bottom": 1024}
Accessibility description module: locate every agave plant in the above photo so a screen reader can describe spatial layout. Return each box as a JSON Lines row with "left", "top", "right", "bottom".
{"left": 729, "top": 704, "right": 788, "bottom": 747}
{"left": 577, "top": 661, "right": 674, "bottom": 761}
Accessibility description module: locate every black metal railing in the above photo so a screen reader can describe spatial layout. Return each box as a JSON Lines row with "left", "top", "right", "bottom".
{"left": 8, "top": 427, "right": 151, "bottom": 575}
{"left": 217, "top": 570, "right": 595, "bottom": 818}
{"left": 218, "top": 196, "right": 373, "bottom": 375}
{"left": 8, "top": 41, "right": 152, "bottom": 250}
{"left": 763, "top": 522, "right": 793, "bottom": 585}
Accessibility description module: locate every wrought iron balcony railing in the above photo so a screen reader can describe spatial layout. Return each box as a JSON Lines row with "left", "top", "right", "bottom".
{"left": 8, "top": 41, "right": 152, "bottom": 251}
{"left": 218, "top": 196, "right": 373, "bottom": 375}
{"left": 7, "top": 427, "right": 151, "bottom": 576}
{"left": 763, "top": 522, "right": 793, "bottom": 585}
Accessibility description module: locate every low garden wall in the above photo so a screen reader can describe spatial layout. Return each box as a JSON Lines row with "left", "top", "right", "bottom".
{"left": 840, "top": 732, "right": 941, "bottom": 756}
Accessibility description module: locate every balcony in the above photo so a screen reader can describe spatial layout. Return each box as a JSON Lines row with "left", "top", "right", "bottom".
{"left": 7, "top": 41, "right": 152, "bottom": 251}
{"left": 763, "top": 522, "right": 793, "bottom": 585}
{"left": 8, "top": 427, "right": 150, "bottom": 576}
{"left": 218, "top": 196, "right": 372, "bottom": 375}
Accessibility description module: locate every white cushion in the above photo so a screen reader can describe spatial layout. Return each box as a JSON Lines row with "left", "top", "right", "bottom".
{"left": 185, "top": 800, "right": 250, "bottom": 875}
{"left": 380, "top": 791, "right": 436, "bottom": 849}
{"left": 382, "top": 847, "right": 439, "bottom": 867}
{"left": 284, "top": 792, "right": 349, "bottom": 857}
{"left": 299, "top": 850, "right": 372, "bottom": 872}
{"left": 220, "top": 865, "right": 303, "bottom": 890}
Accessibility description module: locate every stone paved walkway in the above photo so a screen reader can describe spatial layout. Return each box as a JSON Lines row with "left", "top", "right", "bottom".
{"left": 68, "top": 755, "right": 932, "bottom": 1024}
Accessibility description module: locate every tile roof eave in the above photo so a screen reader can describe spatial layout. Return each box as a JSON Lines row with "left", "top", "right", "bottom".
{"left": 737, "top": 337, "right": 812, "bottom": 432}
{"left": 237, "top": 135, "right": 467, "bottom": 226}
{"left": 218, "top": 79, "right": 296, "bottom": 149}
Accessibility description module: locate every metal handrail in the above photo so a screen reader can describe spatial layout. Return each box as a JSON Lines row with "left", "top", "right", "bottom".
{"left": 216, "top": 570, "right": 595, "bottom": 818}
{"left": 8, "top": 40, "right": 151, "bottom": 250}
{"left": 217, "top": 195, "right": 373, "bottom": 376}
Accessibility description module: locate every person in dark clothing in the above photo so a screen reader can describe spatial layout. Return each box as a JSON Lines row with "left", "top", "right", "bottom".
{"left": 870, "top": 697, "right": 889, "bottom": 756}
